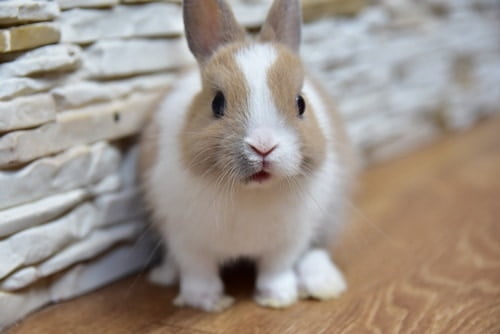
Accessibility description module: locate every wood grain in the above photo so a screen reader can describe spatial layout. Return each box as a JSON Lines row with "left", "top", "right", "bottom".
{"left": 7, "top": 118, "right": 500, "bottom": 334}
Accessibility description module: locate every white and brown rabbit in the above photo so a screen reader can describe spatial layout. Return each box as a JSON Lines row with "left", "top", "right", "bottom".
{"left": 139, "top": 0, "right": 356, "bottom": 312}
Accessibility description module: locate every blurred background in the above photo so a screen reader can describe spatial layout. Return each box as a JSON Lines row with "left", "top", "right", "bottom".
{"left": 1, "top": 0, "right": 499, "bottom": 330}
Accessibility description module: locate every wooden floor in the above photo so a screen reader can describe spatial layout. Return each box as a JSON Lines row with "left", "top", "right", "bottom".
{"left": 7, "top": 118, "right": 500, "bottom": 334}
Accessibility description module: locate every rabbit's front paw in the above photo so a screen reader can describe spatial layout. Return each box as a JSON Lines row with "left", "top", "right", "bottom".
{"left": 255, "top": 269, "right": 298, "bottom": 308}
{"left": 174, "top": 293, "right": 234, "bottom": 312}
{"left": 175, "top": 277, "right": 234, "bottom": 312}
{"left": 297, "top": 249, "right": 347, "bottom": 300}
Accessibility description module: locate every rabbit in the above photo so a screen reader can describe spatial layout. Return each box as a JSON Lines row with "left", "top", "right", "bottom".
{"left": 139, "top": 0, "right": 356, "bottom": 312}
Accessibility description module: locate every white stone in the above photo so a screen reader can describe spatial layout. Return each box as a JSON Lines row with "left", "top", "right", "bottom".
{"left": 0, "top": 189, "right": 87, "bottom": 238}
{"left": 231, "top": 0, "right": 271, "bottom": 28}
{"left": 0, "top": 204, "right": 98, "bottom": 280}
{"left": 0, "top": 176, "right": 122, "bottom": 238}
{"left": 82, "top": 39, "right": 194, "bottom": 79}
{"left": 122, "top": 0, "right": 181, "bottom": 3}
{"left": 382, "top": 0, "right": 429, "bottom": 26}
{"left": 94, "top": 189, "right": 145, "bottom": 227}
{"left": 347, "top": 114, "right": 440, "bottom": 162}
{"left": 51, "top": 73, "right": 174, "bottom": 110}
{"left": 38, "top": 222, "right": 143, "bottom": 278}
{"left": 1, "top": 222, "right": 143, "bottom": 290}
{"left": 59, "top": 4, "right": 183, "bottom": 44}
{"left": 0, "top": 94, "right": 56, "bottom": 133}
{"left": 50, "top": 235, "right": 155, "bottom": 301}
{"left": 0, "top": 44, "right": 81, "bottom": 79}
{"left": 0, "top": 285, "right": 50, "bottom": 332}
{"left": 0, "top": 77, "right": 54, "bottom": 100}
{"left": 0, "top": 1, "right": 60, "bottom": 25}
{"left": 89, "top": 174, "right": 121, "bottom": 196}
{"left": 368, "top": 121, "right": 439, "bottom": 163}
{"left": 57, "top": 0, "right": 119, "bottom": 10}
{"left": 0, "top": 91, "right": 160, "bottom": 166}
{"left": 0, "top": 142, "right": 121, "bottom": 210}
{"left": 119, "top": 144, "right": 139, "bottom": 188}
{"left": 0, "top": 267, "right": 37, "bottom": 291}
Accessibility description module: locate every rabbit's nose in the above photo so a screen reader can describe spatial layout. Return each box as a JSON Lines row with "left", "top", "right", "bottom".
{"left": 248, "top": 143, "right": 277, "bottom": 157}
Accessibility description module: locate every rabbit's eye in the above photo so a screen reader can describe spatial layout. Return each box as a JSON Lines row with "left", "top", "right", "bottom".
{"left": 296, "top": 95, "right": 306, "bottom": 117}
{"left": 212, "top": 91, "right": 225, "bottom": 118}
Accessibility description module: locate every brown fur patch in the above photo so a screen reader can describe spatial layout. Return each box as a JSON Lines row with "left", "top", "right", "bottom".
{"left": 267, "top": 45, "right": 327, "bottom": 174}
{"left": 180, "top": 43, "right": 250, "bottom": 180}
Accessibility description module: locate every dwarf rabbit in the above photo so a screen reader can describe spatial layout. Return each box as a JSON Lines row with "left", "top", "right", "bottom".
{"left": 139, "top": 0, "right": 355, "bottom": 312}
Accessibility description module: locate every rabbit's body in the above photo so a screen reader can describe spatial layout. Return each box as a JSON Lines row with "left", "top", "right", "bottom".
{"left": 140, "top": 0, "right": 355, "bottom": 312}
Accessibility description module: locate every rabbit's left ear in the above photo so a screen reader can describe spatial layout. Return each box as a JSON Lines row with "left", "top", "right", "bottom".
{"left": 183, "top": 0, "right": 246, "bottom": 63}
{"left": 259, "top": 0, "right": 302, "bottom": 53}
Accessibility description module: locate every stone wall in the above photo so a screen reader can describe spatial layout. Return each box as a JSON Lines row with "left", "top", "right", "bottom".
{"left": 303, "top": 0, "right": 500, "bottom": 162}
{"left": 1, "top": 0, "right": 499, "bottom": 330}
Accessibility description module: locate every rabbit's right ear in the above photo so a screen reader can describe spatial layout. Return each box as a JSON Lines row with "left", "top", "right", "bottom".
{"left": 183, "top": 0, "right": 246, "bottom": 63}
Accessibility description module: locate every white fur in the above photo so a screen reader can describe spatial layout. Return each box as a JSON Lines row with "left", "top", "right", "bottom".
{"left": 144, "top": 46, "right": 349, "bottom": 311}
{"left": 236, "top": 44, "right": 302, "bottom": 178}
{"left": 296, "top": 248, "right": 347, "bottom": 300}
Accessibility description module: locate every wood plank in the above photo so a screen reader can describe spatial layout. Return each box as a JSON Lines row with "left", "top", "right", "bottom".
{"left": 7, "top": 118, "right": 500, "bottom": 334}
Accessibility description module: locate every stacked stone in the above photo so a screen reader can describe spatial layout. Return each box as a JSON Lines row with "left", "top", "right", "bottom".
{"left": 0, "top": 0, "right": 499, "bottom": 330}
{"left": 0, "top": 0, "right": 192, "bottom": 329}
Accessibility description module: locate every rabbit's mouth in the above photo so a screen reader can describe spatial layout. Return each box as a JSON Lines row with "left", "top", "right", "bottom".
{"left": 249, "top": 170, "right": 272, "bottom": 183}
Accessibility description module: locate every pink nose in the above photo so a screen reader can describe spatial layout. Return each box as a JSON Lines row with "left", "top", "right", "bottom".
{"left": 248, "top": 144, "right": 277, "bottom": 157}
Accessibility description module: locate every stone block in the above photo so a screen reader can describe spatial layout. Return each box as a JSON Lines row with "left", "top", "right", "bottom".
{"left": 0, "top": 267, "right": 38, "bottom": 292}
{"left": 57, "top": 0, "right": 119, "bottom": 9}
{"left": 0, "top": 23, "right": 60, "bottom": 53}
{"left": 0, "top": 44, "right": 81, "bottom": 78}
{"left": 0, "top": 94, "right": 56, "bottom": 133}
{"left": 0, "top": 189, "right": 87, "bottom": 238}
{"left": 347, "top": 114, "right": 440, "bottom": 163}
{"left": 39, "top": 222, "right": 142, "bottom": 278}
{"left": 51, "top": 73, "right": 174, "bottom": 110}
{"left": 50, "top": 235, "right": 155, "bottom": 301}
{"left": 59, "top": 4, "right": 183, "bottom": 44}
{"left": 0, "top": 286, "right": 50, "bottom": 332}
{"left": 0, "top": 91, "right": 160, "bottom": 166}
{"left": 0, "top": 175, "right": 122, "bottom": 239}
{"left": 122, "top": 0, "right": 181, "bottom": 3}
{"left": 0, "top": 1, "right": 60, "bottom": 25}
{"left": 83, "top": 39, "right": 194, "bottom": 79}
{"left": 302, "top": 0, "right": 367, "bottom": 21}
{"left": 231, "top": 0, "right": 271, "bottom": 28}
{"left": 1, "top": 221, "right": 143, "bottom": 290}
{"left": 0, "top": 77, "right": 54, "bottom": 100}
{"left": 0, "top": 142, "right": 121, "bottom": 210}
{"left": 0, "top": 204, "right": 98, "bottom": 280}
{"left": 94, "top": 189, "right": 145, "bottom": 227}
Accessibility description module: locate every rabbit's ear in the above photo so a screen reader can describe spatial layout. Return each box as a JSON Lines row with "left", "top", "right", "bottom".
{"left": 259, "top": 0, "right": 302, "bottom": 54}
{"left": 183, "top": 0, "right": 246, "bottom": 63}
